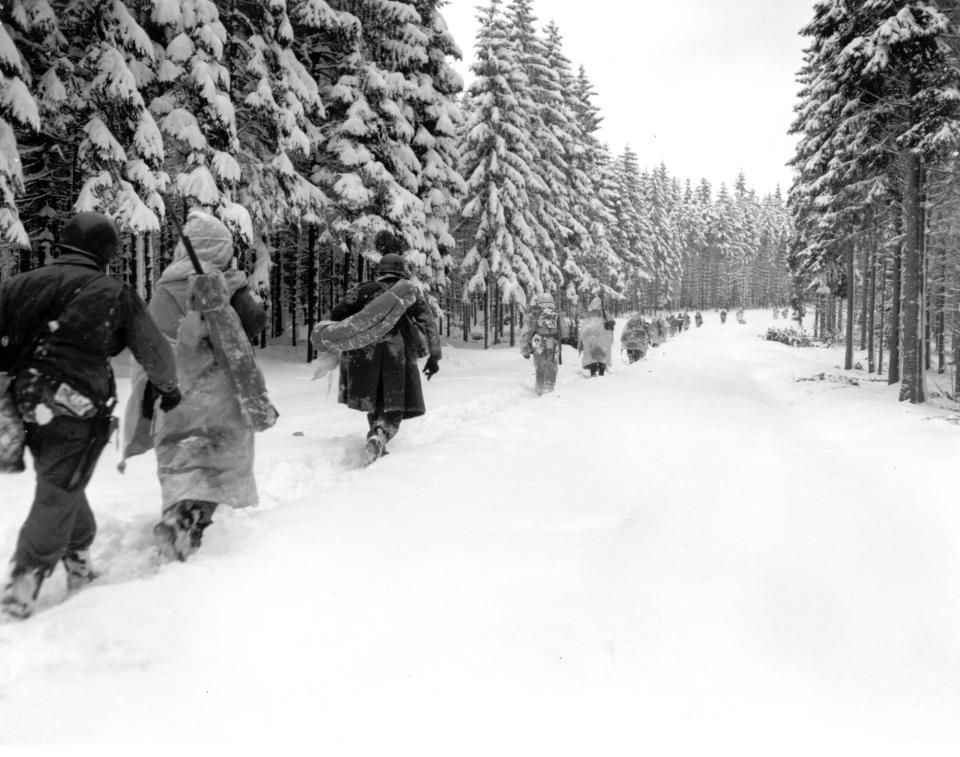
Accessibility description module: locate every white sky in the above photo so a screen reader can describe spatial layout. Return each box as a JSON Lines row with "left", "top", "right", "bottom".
{"left": 440, "top": 0, "right": 816, "bottom": 197}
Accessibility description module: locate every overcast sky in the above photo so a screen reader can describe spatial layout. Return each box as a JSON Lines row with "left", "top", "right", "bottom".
{"left": 440, "top": 0, "right": 817, "bottom": 197}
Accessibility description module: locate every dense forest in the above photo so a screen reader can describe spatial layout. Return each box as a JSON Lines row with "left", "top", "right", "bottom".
{"left": 0, "top": 0, "right": 793, "bottom": 354}
{"left": 789, "top": 1, "right": 960, "bottom": 403}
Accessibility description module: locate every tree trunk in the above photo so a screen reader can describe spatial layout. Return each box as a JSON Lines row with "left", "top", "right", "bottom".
{"left": 844, "top": 241, "right": 854, "bottom": 370}
{"left": 937, "top": 246, "right": 946, "bottom": 374}
{"left": 878, "top": 260, "right": 887, "bottom": 375}
{"left": 899, "top": 149, "right": 924, "bottom": 403}
{"left": 867, "top": 243, "right": 876, "bottom": 374}
{"left": 306, "top": 224, "right": 317, "bottom": 362}
{"left": 860, "top": 237, "right": 869, "bottom": 350}
{"left": 483, "top": 281, "right": 490, "bottom": 350}
{"left": 888, "top": 218, "right": 902, "bottom": 385}
{"left": 510, "top": 301, "right": 516, "bottom": 347}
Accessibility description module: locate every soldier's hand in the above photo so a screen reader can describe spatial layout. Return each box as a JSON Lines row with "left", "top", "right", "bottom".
{"left": 159, "top": 387, "right": 182, "bottom": 412}
{"left": 423, "top": 356, "right": 440, "bottom": 380}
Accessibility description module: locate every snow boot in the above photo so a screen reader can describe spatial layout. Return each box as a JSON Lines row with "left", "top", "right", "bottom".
{"left": 1, "top": 563, "right": 46, "bottom": 620}
{"left": 363, "top": 428, "right": 388, "bottom": 466}
{"left": 154, "top": 500, "right": 217, "bottom": 562}
{"left": 62, "top": 549, "right": 98, "bottom": 593}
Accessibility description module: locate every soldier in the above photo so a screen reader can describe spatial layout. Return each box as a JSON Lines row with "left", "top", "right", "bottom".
{"left": 0, "top": 212, "right": 180, "bottom": 619}
{"left": 579, "top": 297, "right": 615, "bottom": 377}
{"left": 620, "top": 315, "right": 649, "bottom": 363}
{"left": 520, "top": 292, "right": 569, "bottom": 395}
{"left": 144, "top": 211, "right": 267, "bottom": 562}
{"left": 332, "top": 232, "right": 441, "bottom": 464}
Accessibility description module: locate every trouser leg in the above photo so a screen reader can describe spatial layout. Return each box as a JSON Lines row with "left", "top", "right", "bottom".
{"left": 533, "top": 355, "right": 546, "bottom": 394}
{"left": 541, "top": 358, "right": 557, "bottom": 393}
{"left": 12, "top": 416, "right": 109, "bottom": 574}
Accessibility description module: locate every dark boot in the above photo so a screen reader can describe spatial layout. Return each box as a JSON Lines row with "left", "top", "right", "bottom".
{"left": 363, "top": 427, "right": 388, "bottom": 466}
{"left": 598, "top": 363, "right": 606, "bottom": 376}
{"left": 62, "top": 549, "right": 98, "bottom": 592}
{"left": 154, "top": 500, "right": 218, "bottom": 562}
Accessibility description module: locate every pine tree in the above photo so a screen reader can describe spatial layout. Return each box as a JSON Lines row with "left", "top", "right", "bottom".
{"left": 0, "top": 1, "right": 42, "bottom": 251}
{"left": 458, "top": 0, "right": 544, "bottom": 306}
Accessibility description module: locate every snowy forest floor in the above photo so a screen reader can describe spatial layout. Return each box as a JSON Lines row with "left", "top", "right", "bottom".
{"left": 2, "top": 310, "right": 960, "bottom": 754}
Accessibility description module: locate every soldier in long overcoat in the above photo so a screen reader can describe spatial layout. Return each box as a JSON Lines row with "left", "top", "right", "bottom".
{"left": 332, "top": 233, "right": 441, "bottom": 463}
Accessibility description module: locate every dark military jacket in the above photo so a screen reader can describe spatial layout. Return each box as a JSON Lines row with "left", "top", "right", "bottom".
{"left": 0, "top": 253, "right": 178, "bottom": 412}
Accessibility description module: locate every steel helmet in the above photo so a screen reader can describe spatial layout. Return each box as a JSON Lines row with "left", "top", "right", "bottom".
{"left": 377, "top": 253, "right": 407, "bottom": 278}
{"left": 56, "top": 211, "right": 120, "bottom": 264}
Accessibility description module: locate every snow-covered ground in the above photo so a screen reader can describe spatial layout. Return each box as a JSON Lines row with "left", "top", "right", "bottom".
{"left": 2, "top": 310, "right": 960, "bottom": 754}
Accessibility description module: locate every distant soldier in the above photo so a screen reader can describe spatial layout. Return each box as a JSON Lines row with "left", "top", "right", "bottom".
{"left": 578, "top": 297, "right": 615, "bottom": 377}
{"left": 694, "top": 311, "right": 703, "bottom": 327}
{"left": 620, "top": 315, "right": 649, "bottom": 363}
{"left": 520, "top": 292, "right": 568, "bottom": 395}
{"left": 773, "top": 307, "right": 779, "bottom": 319}
{"left": 736, "top": 307, "right": 746, "bottom": 324}
{"left": 720, "top": 309, "right": 728, "bottom": 324}
{"left": 682, "top": 312, "right": 691, "bottom": 331}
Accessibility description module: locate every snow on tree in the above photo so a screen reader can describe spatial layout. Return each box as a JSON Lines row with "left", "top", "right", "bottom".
{"left": 0, "top": 3, "right": 43, "bottom": 250}
{"left": 401, "top": 0, "right": 466, "bottom": 289}
{"left": 458, "top": 0, "right": 546, "bottom": 305}
{"left": 503, "top": 0, "right": 566, "bottom": 295}
{"left": 222, "top": 0, "right": 330, "bottom": 234}
{"left": 789, "top": 1, "right": 960, "bottom": 403}
{"left": 609, "top": 146, "right": 653, "bottom": 307}
{"left": 152, "top": 0, "right": 242, "bottom": 237}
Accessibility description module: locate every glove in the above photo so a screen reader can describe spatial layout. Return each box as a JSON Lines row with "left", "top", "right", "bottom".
{"left": 159, "top": 387, "right": 182, "bottom": 413}
{"left": 422, "top": 356, "right": 440, "bottom": 380}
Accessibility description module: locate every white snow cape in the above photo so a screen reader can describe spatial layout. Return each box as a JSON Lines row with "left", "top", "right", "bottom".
{"left": 121, "top": 271, "right": 278, "bottom": 465}
{"left": 309, "top": 279, "right": 419, "bottom": 379}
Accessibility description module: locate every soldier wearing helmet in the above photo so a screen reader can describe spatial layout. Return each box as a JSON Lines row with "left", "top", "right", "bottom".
{"left": 331, "top": 231, "right": 442, "bottom": 464}
{"left": 0, "top": 211, "right": 180, "bottom": 619}
{"left": 519, "top": 289, "right": 570, "bottom": 396}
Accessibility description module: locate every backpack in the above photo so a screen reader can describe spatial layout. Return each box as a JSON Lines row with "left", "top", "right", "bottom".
{"left": 534, "top": 306, "right": 558, "bottom": 335}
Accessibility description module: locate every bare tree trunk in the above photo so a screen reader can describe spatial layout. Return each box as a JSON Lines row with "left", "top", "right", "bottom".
{"left": 860, "top": 236, "right": 869, "bottom": 350}
{"left": 483, "top": 279, "right": 490, "bottom": 350}
{"left": 888, "top": 219, "right": 902, "bottom": 385}
{"left": 899, "top": 149, "right": 924, "bottom": 402}
{"left": 867, "top": 242, "right": 876, "bottom": 374}
{"left": 844, "top": 241, "right": 855, "bottom": 370}
{"left": 306, "top": 225, "right": 317, "bottom": 362}
{"left": 937, "top": 242, "right": 946, "bottom": 374}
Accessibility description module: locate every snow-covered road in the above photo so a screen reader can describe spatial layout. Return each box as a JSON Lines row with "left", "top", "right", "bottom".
{"left": 2, "top": 311, "right": 959, "bottom": 754}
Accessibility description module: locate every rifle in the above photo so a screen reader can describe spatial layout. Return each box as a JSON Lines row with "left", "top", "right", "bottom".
{"left": 165, "top": 206, "right": 278, "bottom": 432}
{"left": 167, "top": 208, "right": 205, "bottom": 275}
